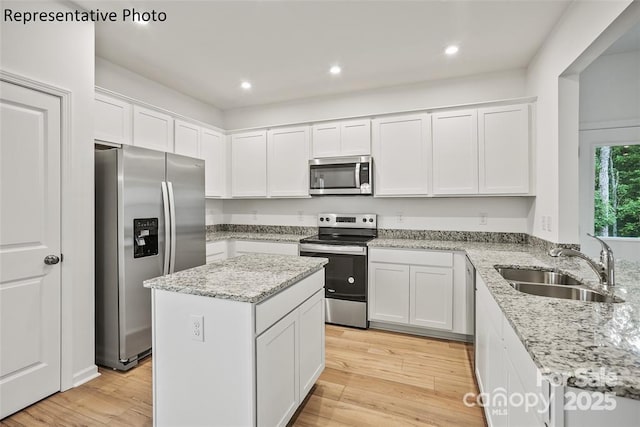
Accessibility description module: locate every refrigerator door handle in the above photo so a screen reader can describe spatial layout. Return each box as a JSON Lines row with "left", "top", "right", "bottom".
{"left": 167, "top": 181, "right": 177, "bottom": 274}
{"left": 161, "top": 181, "right": 171, "bottom": 275}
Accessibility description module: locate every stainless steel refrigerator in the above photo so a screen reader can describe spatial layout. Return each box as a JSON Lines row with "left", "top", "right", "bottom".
{"left": 95, "top": 145, "right": 205, "bottom": 370}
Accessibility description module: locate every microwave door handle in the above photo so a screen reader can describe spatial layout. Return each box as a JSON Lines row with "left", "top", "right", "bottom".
{"left": 355, "top": 163, "right": 361, "bottom": 189}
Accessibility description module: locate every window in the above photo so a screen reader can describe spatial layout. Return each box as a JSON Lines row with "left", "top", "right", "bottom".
{"left": 594, "top": 144, "right": 640, "bottom": 238}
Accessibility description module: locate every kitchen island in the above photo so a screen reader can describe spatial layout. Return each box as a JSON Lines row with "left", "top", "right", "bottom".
{"left": 143, "top": 253, "right": 328, "bottom": 427}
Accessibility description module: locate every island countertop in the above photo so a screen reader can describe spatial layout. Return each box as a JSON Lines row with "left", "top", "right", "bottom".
{"left": 143, "top": 253, "right": 328, "bottom": 303}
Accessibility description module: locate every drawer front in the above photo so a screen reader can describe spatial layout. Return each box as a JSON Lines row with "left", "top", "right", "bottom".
{"left": 234, "top": 240, "right": 299, "bottom": 256}
{"left": 369, "top": 247, "right": 453, "bottom": 267}
{"left": 255, "top": 269, "right": 324, "bottom": 336}
{"left": 206, "top": 240, "right": 227, "bottom": 257}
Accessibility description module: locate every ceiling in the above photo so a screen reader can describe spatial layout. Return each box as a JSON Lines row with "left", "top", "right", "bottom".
{"left": 77, "top": 0, "right": 572, "bottom": 110}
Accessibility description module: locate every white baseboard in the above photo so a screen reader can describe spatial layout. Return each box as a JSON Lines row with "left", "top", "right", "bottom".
{"left": 72, "top": 365, "right": 100, "bottom": 388}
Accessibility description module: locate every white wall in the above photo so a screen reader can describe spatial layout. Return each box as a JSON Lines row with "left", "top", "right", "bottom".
{"left": 206, "top": 199, "right": 225, "bottom": 225}
{"left": 96, "top": 57, "right": 224, "bottom": 128}
{"left": 223, "top": 69, "right": 527, "bottom": 130}
{"left": 579, "top": 50, "right": 640, "bottom": 128}
{"left": 525, "top": 0, "right": 633, "bottom": 244}
{"left": 221, "top": 197, "right": 533, "bottom": 233}
{"left": 1, "top": 1, "right": 97, "bottom": 388}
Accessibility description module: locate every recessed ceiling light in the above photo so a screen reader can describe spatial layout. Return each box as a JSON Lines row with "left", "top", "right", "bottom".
{"left": 445, "top": 45, "right": 459, "bottom": 55}
{"left": 241, "top": 81, "right": 252, "bottom": 90}
{"left": 329, "top": 65, "right": 342, "bottom": 75}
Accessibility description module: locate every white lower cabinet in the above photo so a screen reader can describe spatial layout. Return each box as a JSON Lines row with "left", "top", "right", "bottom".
{"left": 257, "top": 288, "right": 324, "bottom": 427}
{"left": 257, "top": 308, "right": 300, "bottom": 427}
{"left": 368, "top": 263, "right": 410, "bottom": 323}
{"left": 410, "top": 266, "right": 453, "bottom": 330}
{"left": 368, "top": 248, "right": 471, "bottom": 335}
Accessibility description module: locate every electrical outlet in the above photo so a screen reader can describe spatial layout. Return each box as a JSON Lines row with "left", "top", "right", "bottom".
{"left": 397, "top": 212, "right": 404, "bottom": 223}
{"left": 479, "top": 212, "right": 488, "bottom": 226}
{"left": 251, "top": 210, "right": 258, "bottom": 221}
{"left": 190, "top": 314, "right": 204, "bottom": 342}
{"left": 541, "top": 216, "right": 547, "bottom": 231}
{"left": 547, "top": 216, "right": 552, "bottom": 232}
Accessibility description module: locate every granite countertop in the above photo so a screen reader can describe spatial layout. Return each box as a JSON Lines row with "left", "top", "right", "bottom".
{"left": 206, "top": 231, "right": 312, "bottom": 243}
{"left": 369, "top": 237, "right": 640, "bottom": 399}
{"left": 143, "top": 253, "right": 328, "bottom": 303}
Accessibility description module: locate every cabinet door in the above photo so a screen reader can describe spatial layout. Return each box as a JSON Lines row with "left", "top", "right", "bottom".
{"left": 340, "top": 119, "right": 371, "bottom": 156}
{"left": 94, "top": 93, "right": 131, "bottom": 145}
{"left": 201, "top": 128, "right": 226, "bottom": 198}
{"left": 409, "top": 266, "right": 453, "bottom": 330}
{"left": 174, "top": 119, "right": 201, "bottom": 159}
{"left": 478, "top": 104, "right": 529, "bottom": 194}
{"left": 311, "top": 122, "right": 340, "bottom": 158}
{"left": 132, "top": 106, "right": 174, "bottom": 152}
{"left": 368, "top": 262, "right": 410, "bottom": 323}
{"left": 432, "top": 109, "right": 478, "bottom": 194}
{"left": 267, "top": 126, "right": 310, "bottom": 197}
{"left": 231, "top": 131, "right": 267, "bottom": 197}
{"left": 256, "top": 309, "right": 299, "bottom": 427}
{"left": 372, "top": 114, "right": 430, "bottom": 196}
{"left": 298, "top": 290, "right": 325, "bottom": 398}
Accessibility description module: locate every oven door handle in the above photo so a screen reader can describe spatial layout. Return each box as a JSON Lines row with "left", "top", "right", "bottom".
{"left": 300, "top": 244, "right": 366, "bottom": 256}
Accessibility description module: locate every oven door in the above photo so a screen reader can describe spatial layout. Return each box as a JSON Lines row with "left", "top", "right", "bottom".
{"left": 299, "top": 244, "right": 367, "bottom": 302}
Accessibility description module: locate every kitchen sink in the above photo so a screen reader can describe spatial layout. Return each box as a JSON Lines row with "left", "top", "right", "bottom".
{"left": 496, "top": 267, "right": 582, "bottom": 285}
{"left": 508, "top": 282, "right": 623, "bottom": 303}
{"left": 496, "top": 266, "right": 624, "bottom": 303}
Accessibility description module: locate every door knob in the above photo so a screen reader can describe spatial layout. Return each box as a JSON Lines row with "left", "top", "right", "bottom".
{"left": 44, "top": 255, "right": 60, "bottom": 265}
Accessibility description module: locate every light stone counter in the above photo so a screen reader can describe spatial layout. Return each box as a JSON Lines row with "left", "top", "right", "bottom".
{"left": 143, "top": 253, "right": 327, "bottom": 303}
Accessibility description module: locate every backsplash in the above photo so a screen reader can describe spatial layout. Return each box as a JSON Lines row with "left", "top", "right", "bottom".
{"left": 527, "top": 235, "right": 580, "bottom": 251}
{"left": 378, "top": 229, "right": 529, "bottom": 244}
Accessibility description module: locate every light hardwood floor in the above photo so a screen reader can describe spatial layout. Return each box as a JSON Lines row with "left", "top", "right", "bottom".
{"left": 1, "top": 325, "right": 485, "bottom": 426}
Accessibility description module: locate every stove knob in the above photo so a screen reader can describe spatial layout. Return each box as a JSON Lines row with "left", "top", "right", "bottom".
{"left": 362, "top": 218, "right": 367, "bottom": 223}
{"left": 325, "top": 217, "right": 330, "bottom": 222}
{"left": 369, "top": 218, "right": 374, "bottom": 222}
{"left": 320, "top": 217, "right": 324, "bottom": 222}
{"left": 348, "top": 277, "right": 355, "bottom": 284}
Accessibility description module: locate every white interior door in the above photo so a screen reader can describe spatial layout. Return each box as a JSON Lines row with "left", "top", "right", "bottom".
{"left": 0, "top": 81, "right": 61, "bottom": 418}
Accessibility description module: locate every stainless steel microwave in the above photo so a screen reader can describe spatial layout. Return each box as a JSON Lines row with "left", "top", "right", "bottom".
{"left": 309, "top": 156, "right": 372, "bottom": 195}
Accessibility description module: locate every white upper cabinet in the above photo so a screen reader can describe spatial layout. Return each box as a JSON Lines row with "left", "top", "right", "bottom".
{"left": 94, "top": 92, "right": 131, "bottom": 145}
{"left": 231, "top": 131, "right": 267, "bottom": 197}
{"left": 478, "top": 104, "right": 530, "bottom": 194}
{"left": 311, "top": 119, "right": 371, "bottom": 158}
{"left": 132, "top": 105, "right": 174, "bottom": 152}
{"left": 267, "top": 126, "right": 310, "bottom": 197}
{"left": 372, "top": 113, "right": 430, "bottom": 196}
{"left": 311, "top": 122, "right": 340, "bottom": 158}
{"left": 432, "top": 109, "right": 479, "bottom": 195}
{"left": 201, "top": 128, "right": 226, "bottom": 198}
{"left": 174, "top": 119, "right": 201, "bottom": 159}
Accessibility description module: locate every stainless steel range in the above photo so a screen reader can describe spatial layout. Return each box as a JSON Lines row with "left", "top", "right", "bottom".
{"left": 299, "top": 213, "right": 377, "bottom": 329}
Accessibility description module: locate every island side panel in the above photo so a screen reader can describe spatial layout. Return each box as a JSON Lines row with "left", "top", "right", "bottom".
{"left": 152, "top": 289, "right": 255, "bottom": 426}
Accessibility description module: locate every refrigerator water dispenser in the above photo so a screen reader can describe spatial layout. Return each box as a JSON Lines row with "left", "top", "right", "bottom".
{"left": 133, "top": 218, "right": 158, "bottom": 258}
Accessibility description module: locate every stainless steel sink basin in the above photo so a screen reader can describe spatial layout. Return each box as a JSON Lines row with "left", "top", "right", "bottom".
{"left": 495, "top": 266, "right": 624, "bottom": 303}
{"left": 496, "top": 267, "right": 582, "bottom": 286}
{"left": 509, "top": 282, "right": 624, "bottom": 303}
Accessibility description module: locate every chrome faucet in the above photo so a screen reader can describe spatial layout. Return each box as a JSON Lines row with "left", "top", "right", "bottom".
{"left": 548, "top": 234, "right": 615, "bottom": 288}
